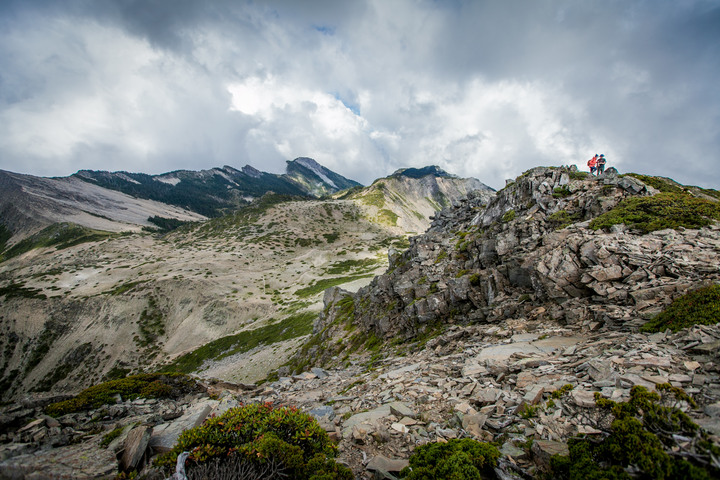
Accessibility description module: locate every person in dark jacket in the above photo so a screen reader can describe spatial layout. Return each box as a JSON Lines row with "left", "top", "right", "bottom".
{"left": 596, "top": 154, "right": 606, "bottom": 174}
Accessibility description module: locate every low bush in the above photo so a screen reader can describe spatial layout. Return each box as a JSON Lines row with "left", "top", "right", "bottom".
{"left": 550, "top": 384, "right": 718, "bottom": 479}
{"left": 155, "top": 403, "right": 352, "bottom": 480}
{"left": 400, "top": 438, "right": 500, "bottom": 479}
{"left": 589, "top": 192, "right": 720, "bottom": 233}
{"left": 45, "top": 372, "right": 201, "bottom": 416}
{"left": 641, "top": 284, "right": 720, "bottom": 333}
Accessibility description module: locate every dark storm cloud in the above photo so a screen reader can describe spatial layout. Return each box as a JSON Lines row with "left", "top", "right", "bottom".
{"left": 0, "top": 0, "right": 718, "bottom": 189}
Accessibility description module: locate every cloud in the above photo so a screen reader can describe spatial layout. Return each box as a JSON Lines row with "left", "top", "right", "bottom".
{"left": 0, "top": 0, "right": 718, "bottom": 191}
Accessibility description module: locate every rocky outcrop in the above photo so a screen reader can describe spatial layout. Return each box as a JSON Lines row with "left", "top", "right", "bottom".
{"left": 310, "top": 166, "right": 719, "bottom": 351}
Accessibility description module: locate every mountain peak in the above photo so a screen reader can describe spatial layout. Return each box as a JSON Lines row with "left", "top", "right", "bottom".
{"left": 285, "top": 157, "right": 362, "bottom": 196}
{"left": 390, "top": 166, "right": 455, "bottom": 179}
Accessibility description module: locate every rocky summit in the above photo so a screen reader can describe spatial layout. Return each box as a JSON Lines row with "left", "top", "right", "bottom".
{"left": 1, "top": 165, "right": 719, "bottom": 479}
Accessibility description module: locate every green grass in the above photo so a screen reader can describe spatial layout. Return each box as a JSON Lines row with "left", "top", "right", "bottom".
{"left": 360, "top": 187, "right": 386, "bottom": 208}
{"left": 294, "top": 275, "right": 374, "bottom": 298}
{"left": 589, "top": 192, "right": 720, "bottom": 233}
{"left": 105, "top": 280, "right": 148, "bottom": 296}
{"left": 376, "top": 209, "right": 399, "bottom": 226}
{"left": 166, "top": 311, "right": 317, "bottom": 373}
{"left": 641, "top": 284, "right": 720, "bottom": 333}
{"left": 0, "top": 223, "right": 113, "bottom": 262}
{"left": 326, "top": 258, "right": 379, "bottom": 275}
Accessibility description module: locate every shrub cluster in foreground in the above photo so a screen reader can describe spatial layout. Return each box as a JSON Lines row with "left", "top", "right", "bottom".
{"left": 399, "top": 438, "right": 500, "bottom": 479}
{"left": 45, "top": 372, "right": 200, "bottom": 416}
{"left": 550, "top": 384, "right": 719, "bottom": 479}
{"left": 155, "top": 403, "right": 352, "bottom": 480}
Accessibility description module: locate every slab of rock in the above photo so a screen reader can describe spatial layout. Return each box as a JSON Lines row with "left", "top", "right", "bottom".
{"left": 523, "top": 385, "right": 545, "bottom": 405}
{"left": 0, "top": 441, "right": 117, "bottom": 479}
{"left": 149, "top": 399, "right": 217, "bottom": 453}
{"left": 366, "top": 454, "right": 409, "bottom": 474}
{"left": 570, "top": 389, "right": 596, "bottom": 408}
{"left": 342, "top": 405, "right": 391, "bottom": 438}
{"left": 388, "top": 401, "right": 417, "bottom": 419}
{"left": 462, "top": 413, "right": 488, "bottom": 438}
{"left": 532, "top": 439, "right": 569, "bottom": 470}
{"left": 120, "top": 425, "right": 152, "bottom": 471}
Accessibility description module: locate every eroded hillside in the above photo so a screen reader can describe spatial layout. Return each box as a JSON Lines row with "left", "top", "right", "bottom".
{"left": 0, "top": 169, "right": 485, "bottom": 402}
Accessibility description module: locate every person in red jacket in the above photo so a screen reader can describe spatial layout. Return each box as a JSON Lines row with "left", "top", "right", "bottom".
{"left": 587, "top": 154, "right": 598, "bottom": 175}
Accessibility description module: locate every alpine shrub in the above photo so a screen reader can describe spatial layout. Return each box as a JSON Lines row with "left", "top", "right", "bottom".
{"left": 154, "top": 403, "right": 352, "bottom": 480}
{"left": 641, "top": 284, "right": 720, "bottom": 333}
{"left": 400, "top": 438, "right": 500, "bottom": 479}
{"left": 550, "top": 384, "right": 718, "bottom": 479}
{"left": 45, "top": 372, "right": 200, "bottom": 416}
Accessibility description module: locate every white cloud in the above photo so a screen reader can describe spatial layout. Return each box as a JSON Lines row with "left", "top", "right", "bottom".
{"left": 0, "top": 0, "right": 718, "bottom": 190}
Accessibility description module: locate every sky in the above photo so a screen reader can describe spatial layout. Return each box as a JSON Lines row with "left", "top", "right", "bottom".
{"left": 0, "top": 0, "right": 719, "bottom": 190}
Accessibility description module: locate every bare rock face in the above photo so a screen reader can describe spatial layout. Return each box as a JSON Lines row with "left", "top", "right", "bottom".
{"left": 306, "top": 166, "right": 720, "bottom": 360}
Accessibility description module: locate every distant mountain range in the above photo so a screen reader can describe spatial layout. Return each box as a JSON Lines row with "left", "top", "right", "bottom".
{"left": 0, "top": 158, "right": 492, "bottom": 255}
{"left": 73, "top": 157, "right": 362, "bottom": 217}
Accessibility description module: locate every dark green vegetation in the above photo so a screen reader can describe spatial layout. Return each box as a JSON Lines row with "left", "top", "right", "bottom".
{"left": 552, "top": 185, "right": 572, "bottom": 198}
{"left": 0, "top": 282, "right": 47, "bottom": 300}
{"left": 24, "top": 319, "right": 67, "bottom": 376}
{"left": 0, "top": 223, "right": 112, "bottom": 262}
{"left": 0, "top": 224, "right": 11, "bottom": 253}
{"left": 155, "top": 403, "right": 352, "bottom": 480}
{"left": 294, "top": 275, "right": 374, "bottom": 298}
{"left": 550, "top": 384, "right": 718, "bottom": 479}
{"left": 100, "top": 425, "right": 124, "bottom": 448}
{"left": 146, "top": 216, "right": 190, "bottom": 232}
{"left": 325, "top": 258, "right": 380, "bottom": 275}
{"left": 166, "top": 312, "right": 316, "bottom": 373}
{"left": 136, "top": 296, "right": 166, "bottom": 347}
{"left": 641, "top": 284, "right": 720, "bottom": 333}
{"left": 45, "top": 373, "right": 201, "bottom": 416}
{"left": 589, "top": 192, "right": 720, "bottom": 233}
{"left": 547, "top": 210, "right": 583, "bottom": 230}
{"left": 75, "top": 168, "right": 308, "bottom": 217}
{"left": 399, "top": 438, "right": 500, "bottom": 479}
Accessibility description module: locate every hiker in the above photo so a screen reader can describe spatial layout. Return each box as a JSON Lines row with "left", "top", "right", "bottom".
{"left": 596, "top": 154, "right": 606, "bottom": 174}
{"left": 587, "top": 154, "right": 598, "bottom": 175}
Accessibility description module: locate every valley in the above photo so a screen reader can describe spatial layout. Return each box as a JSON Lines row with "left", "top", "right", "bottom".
{"left": 0, "top": 164, "right": 491, "bottom": 401}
